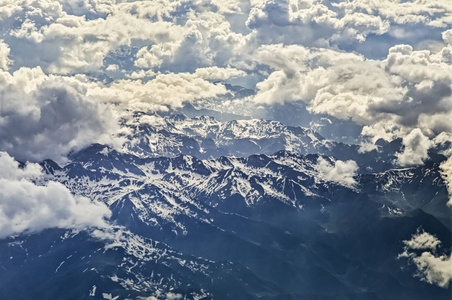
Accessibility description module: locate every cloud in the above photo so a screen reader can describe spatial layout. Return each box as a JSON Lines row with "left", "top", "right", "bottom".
{"left": 0, "top": 52, "right": 242, "bottom": 163}
{"left": 86, "top": 69, "right": 241, "bottom": 112}
{"left": 439, "top": 157, "right": 452, "bottom": 206}
{"left": 246, "top": 0, "right": 389, "bottom": 47}
{"left": 0, "top": 40, "right": 12, "bottom": 70}
{"left": 253, "top": 39, "right": 452, "bottom": 156}
{"left": 399, "top": 228, "right": 452, "bottom": 288}
{"left": 0, "top": 0, "right": 449, "bottom": 165}
{"left": 443, "top": 29, "right": 452, "bottom": 44}
{"left": 0, "top": 67, "right": 119, "bottom": 162}
{"left": 0, "top": 0, "right": 187, "bottom": 74}
{"left": 314, "top": 157, "right": 358, "bottom": 188}
{"left": 245, "top": 0, "right": 451, "bottom": 55}
{"left": 133, "top": 10, "right": 249, "bottom": 73}
{"left": 166, "top": 293, "right": 183, "bottom": 300}
{"left": 335, "top": 0, "right": 452, "bottom": 29}
{"left": 0, "top": 1, "right": 251, "bottom": 163}
{"left": 0, "top": 151, "right": 42, "bottom": 179}
{"left": 1, "top": 0, "right": 451, "bottom": 77}
{"left": 0, "top": 151, "right": 111, "bottom": 239}
{"left": 3, "top": 0, "right": 449, "bottom": 72}
{"left": 402, "top": 230, "right": 442, "bottom": 250}
{"left": 395, "top": 128, "right": 432, "bottom": 166}
{"left": 193, "top": 66, "right": 246, "bottom": 80}
{"left": 56, "top": 0, "right": 118, "bottom": 16}
{"left": 0, "top": 0, "right": 249, "bottom": 75}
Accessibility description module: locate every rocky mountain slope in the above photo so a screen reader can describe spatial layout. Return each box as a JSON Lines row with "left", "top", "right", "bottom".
{"left": 0, "top": 113, "right": 450, "bottom": 300}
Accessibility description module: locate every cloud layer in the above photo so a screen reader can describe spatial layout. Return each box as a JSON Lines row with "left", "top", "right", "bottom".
{"left": 0, "top": 152, "right": 111, "bottom": 239}
{"left": 254, "top": 42, "right": 452, "bottom": 138}
{"left": 0, "top": 0, "right": 450, "bottom": 164}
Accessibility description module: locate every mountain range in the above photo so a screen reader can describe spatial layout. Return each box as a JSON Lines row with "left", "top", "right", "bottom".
{"left": 1, "top": 111, "right": 450, "bottom": 300}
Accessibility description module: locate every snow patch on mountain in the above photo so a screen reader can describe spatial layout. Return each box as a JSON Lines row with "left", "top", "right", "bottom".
{"left": 439, "top": 157, "right": 452, "bottom": 206}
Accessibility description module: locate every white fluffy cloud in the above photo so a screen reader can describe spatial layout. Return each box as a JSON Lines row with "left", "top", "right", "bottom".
{"left": 335, "top": 0, "right": 452, "bottom": 29}
{"left": 0, "top": 67, "right": 119, "bottom": 162}
{"left": 246, "top": 0, "right": 452, "bottom": 54}
{"left": 314, "top": 157, "right": 358, "bottom": 188}
{"left": 246, "top": 0, "right": 389, "bottom": 47}
{"left": 0, "top": 0, "right": 449, "bottom": 165}
{"left": 396, "top": 129, "right": 432, "bottom": 166}
{"left": 0, "top": 151, "right": 111, "bottom": 239}
{"left": 253, "top": 39, "right": 452, "bottom": 160}
{"left": 443, "top": 29, "right": 452, "bottom": 45}
{"left": 247, "top": 3, "right": 451, "bottom": 158}
{"left": 399, "top": 229, "right": 452, "bottom": 288}
{"left": 0, "top": 0, "right": 186, "bottom": 74}
{"left": 0, "top": 0, "right": 249, "bottom": 75}
{"left": 1, "top": 0, "right": 451, "bottom": 76}
{"left": 0, "top": 40, "right": 12, "bottom": 70}
{"left": 134, "top": 11, "right": 249, "bottom": 72}
{"left": 86, "top": 67, "right": 244, "bottom": 112}
{"left": 0, "top": 50, "right": 243, "bottom": 162}
{"left": 0, "top": 0, "right": 250, "bottom": 163}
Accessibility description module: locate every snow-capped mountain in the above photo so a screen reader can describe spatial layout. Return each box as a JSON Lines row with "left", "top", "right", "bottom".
{"left": 0, "top": 112, "right": 450, "bottom": 300}
{"left": 1, "top": 136, "right": 449, "bottom": 299}
{"left": 121, "top": 112, "right": 404, "bottom": 173}
{"left": 121, "top": 112, "right": 331, "bottom": 159}
{"left": 2, "top": 1, "right": 451, "bottom": 299}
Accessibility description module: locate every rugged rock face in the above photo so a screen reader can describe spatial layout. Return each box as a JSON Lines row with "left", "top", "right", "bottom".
{"left": 122, "top": 112, "right": 401, "bottom": 172}
{"left": 0, "top": 113, "right": 450, "bottom": 300}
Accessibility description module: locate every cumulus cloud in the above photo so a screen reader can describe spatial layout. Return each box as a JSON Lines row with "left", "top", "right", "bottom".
{"left": 133, "top": 10, "right": 249, "bottom": 73}
{"left": 193, "top": 66, "right": 246, "bottom": 80}
{"left": 0, "top": 0, "right": 249, "bottom": 75}
{"left": 314, "top": 157, "right": 358, "bottom": 188}
{"left": 0, "top": 40, "right": 12, "bottom": 70}
{"left": 0, "top": 55, "right": 242, "bottom": 162}
{"left": 246, "top": 0, "right": 389, "bottom": 47}
{"left": 2, "top": 0, "right": 449, "bottom": 76}
{"left": 0, "top": 67, "right": 119, "bottom": 162}
{"left": 86, "top": 68, "right": 243, "bottom": 112}
{"left": 396, "top": 129, "right": 432, "bottom": 166}
{"left": 245, "top": 0, "right": 452, "bottom": 55}
{"left": 0, "top": 0, "right": 449, "bottom": 165}
{"left": 399, "top": 229, "right": 452, "bottom": 288}
{"left": 0, "top": 0, "right": 185, "bottom": 74}
{"left": 443, "top": 29, "right": 452, "bottom": 45}
{"left": 0, "top": 1, "right": 250, "bottom": 160}
{"left": 253, "top": 40, "right": 452, "bottom": 157}
{"left": 1, "top": 0, "right": 451, "bottom": 77}
{"left": 0, "top": 151, "right": 111, "bottom": 239}
{"left": 335, "top": 0, "right": 452, "bottom": 29}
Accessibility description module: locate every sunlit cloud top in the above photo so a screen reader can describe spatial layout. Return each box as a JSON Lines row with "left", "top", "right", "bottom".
{"left": 0, "top": 0, "right": 450, "bottom": 163}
